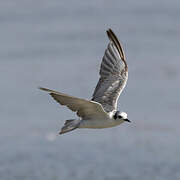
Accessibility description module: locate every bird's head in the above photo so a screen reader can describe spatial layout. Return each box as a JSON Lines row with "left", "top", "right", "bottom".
{"left": 113, "top": 111, "right": 131, "bottom": 123}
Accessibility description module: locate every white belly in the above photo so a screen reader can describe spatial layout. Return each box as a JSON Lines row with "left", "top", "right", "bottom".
{"left": 79, "top": 118, "right": 124, "bottom": 129}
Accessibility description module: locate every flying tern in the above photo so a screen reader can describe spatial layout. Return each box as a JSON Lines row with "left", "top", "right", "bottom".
{"left": 39, "top": 29, "right": 130, "bottom": 134}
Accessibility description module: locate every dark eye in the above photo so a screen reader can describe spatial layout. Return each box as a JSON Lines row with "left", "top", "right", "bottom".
{"left": 118, "top": 115, "right": 122, "bottom": 119}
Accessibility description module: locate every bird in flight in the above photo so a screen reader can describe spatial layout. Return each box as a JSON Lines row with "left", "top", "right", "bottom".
{"left": 39, "top": 29, "right": 131, "bottom": 135}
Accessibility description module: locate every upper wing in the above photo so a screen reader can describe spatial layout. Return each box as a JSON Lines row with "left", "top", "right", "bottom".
{"left": 92, "top": 29, "right": 128, "bottom": 112}
{"left": 39, "top": 87, "right": 107, "bottom": 119}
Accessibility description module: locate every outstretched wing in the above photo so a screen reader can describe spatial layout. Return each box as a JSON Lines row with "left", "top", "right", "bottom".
{"left": 39, "top": 87, "right": 107, "bottom": 119}
{"left": 92, "top": 29, "right": 128, "bottom": 112}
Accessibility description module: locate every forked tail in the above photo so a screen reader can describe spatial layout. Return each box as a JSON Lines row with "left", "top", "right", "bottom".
{"left": 59, "top": 119, "right": 80, "bottom": 135}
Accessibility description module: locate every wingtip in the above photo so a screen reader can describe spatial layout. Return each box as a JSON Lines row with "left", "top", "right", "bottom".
{"left": 106, "top": 29, "right": 112, "bottom": 40}
{"left": 107, "top": 28, "right": 112, "bottom": 33}
{"left": 38, "top": 87, "right": 52, "bottom": 93}
{"left": 38, "top": 87, "right": 47, "bottom": 91}
{"left": 106, "top": 28, "right": 115, "bottom": 39}
{"left": 106, "top": 28, "right": 128, "bottom": 71}
{"left": 38, "top": 86, "right": 43, "bottom": 90}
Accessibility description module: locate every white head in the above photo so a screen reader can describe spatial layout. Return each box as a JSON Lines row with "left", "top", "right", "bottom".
{"left": 113, "top": 111, "right": 131, "bottom": 123}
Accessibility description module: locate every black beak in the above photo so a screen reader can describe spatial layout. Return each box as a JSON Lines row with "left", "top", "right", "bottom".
{"left": 124, "top": 119, "right": 131, "bottom": 123}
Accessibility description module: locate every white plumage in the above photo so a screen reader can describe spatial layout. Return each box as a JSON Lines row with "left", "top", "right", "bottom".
{"left": 40, "top": 29, "right": 130, "bottom": 134}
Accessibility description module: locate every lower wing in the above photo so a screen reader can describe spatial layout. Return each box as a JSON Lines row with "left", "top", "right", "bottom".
{"left": 39, "top": 87, "right": 108, "bottom": 119}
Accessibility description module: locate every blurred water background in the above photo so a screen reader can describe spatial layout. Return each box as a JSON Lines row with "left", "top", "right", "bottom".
{"left": 1, "top": 0, "right": 180, "bottom": 179}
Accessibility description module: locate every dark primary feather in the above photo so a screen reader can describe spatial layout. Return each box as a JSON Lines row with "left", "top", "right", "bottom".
{"left": 92, "top": 29, "right": 128, "bottom": 112}
{"left": 106, "top": 29, "right": 127, "bottom": 71}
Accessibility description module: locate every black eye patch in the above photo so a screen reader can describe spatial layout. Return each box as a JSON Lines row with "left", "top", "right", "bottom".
{"left": 113, "top": 111, "right": 120, "bottom": 119}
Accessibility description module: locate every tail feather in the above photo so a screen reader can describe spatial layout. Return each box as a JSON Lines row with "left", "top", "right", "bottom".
{"left": 59, "top": 119, "right": 80, "bottom": 135}
{"left": 64, "top": 120, "right": 74, "bottom": 125}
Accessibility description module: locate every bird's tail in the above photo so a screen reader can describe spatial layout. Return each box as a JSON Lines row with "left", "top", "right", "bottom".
{"left": 59, "top": 119, "right": 80, "bottom": 135}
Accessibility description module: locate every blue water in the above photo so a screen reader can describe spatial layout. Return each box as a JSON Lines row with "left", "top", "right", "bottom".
{"left": 1, "top": 0, "right": 180, "bottom": 179}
